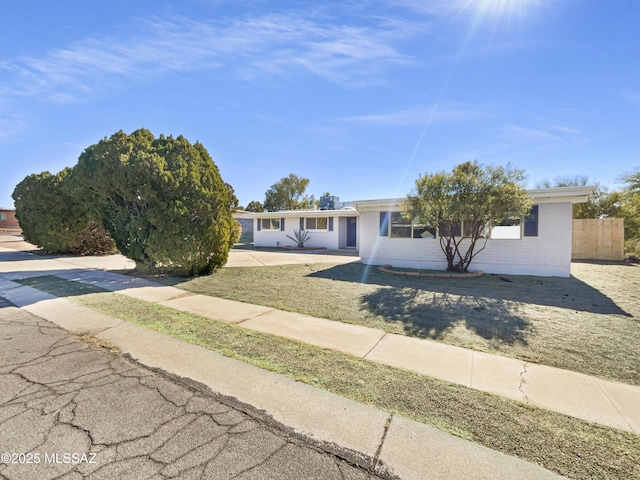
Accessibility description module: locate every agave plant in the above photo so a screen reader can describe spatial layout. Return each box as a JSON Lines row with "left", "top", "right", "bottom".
{"left": 286, "top": 228, "right": 311, "bottom": 248}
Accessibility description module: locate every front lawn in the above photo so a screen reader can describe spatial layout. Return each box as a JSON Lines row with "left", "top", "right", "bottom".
{"left": 153, "top": 260, "right": 640, "bottom": 385}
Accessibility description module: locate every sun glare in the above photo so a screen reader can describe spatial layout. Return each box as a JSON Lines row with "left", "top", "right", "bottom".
{"left": 456, "top": 0, "right": 541, "bottom": 44}
{"left": 473, "top": 0, "right": 536, "bottom": 19}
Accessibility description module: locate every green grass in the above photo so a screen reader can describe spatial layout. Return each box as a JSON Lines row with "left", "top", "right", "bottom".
{"left": 15, "top": 275, "right": 640, "bottom": 480}
{"left": 141, "top": 260, "right": 640, "bottom": 385}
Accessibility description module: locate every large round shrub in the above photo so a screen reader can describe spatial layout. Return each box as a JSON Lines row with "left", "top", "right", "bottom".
{"left": 72, "top": 129, "right": 236, "bottom": 275}
{"left": 12, "top": 168, "right": 115, "bottom": 254}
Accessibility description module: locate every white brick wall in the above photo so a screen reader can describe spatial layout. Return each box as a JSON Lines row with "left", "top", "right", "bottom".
{"left": 254, "top": 216, "right": 340, "bottom": 249}
{"left": 358, "top": 203, "right": 573, "bottom": 277}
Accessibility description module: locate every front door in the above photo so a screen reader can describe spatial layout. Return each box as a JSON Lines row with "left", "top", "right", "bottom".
{"left": 346, "top": 217, "right": 357, "bottom": 248}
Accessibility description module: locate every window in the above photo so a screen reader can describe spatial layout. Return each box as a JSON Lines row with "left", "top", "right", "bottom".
{"left": 438, "top": 221, "right": 461, "bottom": 237}
{"left": 305, "top": 217, "right": 328, "bottom": 230}
{"left": 462, "top": 219, "right": 488, "bottom": 238}
{"left": 490, "top": 218, "right": 521, "bottom": 240}
{"left": 488, "top": 206, "right": 539, "bottom": 239}
{"left": 390, "top": 212, "right": 411, "bottom": 238}
{"left": 524, "top": 205, "right": 538, "bottom": 237}
{"left": 378, "top": 208, "right": 539, "bottom": 240}
{"left": 379, "top": 212, "right": 389, "bottom": 236}
{"left": 0, "top": 213, "right": 5, "bottom": 221}
{"left": 384, "top": 212, "right": 435, "bottom": 239}
{"left": 260, "top": 218, "right": 281, "bottom": 230}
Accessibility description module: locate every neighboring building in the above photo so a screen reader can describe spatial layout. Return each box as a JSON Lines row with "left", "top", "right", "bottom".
{"left": 0, "top": 208, "right": 19, "bottom": 229}
{"left": 248, "top": 187, "right": 594, "bottom": 277}
{"left": 251, "top": 205, "right": 359, "bottom": 250}
{"left": 232, "top": 211, "right": 254, "bottom": 235}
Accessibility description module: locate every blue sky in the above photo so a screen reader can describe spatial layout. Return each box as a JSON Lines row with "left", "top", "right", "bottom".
{"left": 1, "top": 0, "right": 638, "bottom": 209}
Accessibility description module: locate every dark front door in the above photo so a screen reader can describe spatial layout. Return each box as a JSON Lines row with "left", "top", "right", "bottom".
{"left": 346, "top": 217, "right": 357, "bottom": 247}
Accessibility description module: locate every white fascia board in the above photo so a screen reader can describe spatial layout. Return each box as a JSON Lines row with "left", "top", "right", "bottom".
{"left": 350, "top": 198, "right": 403, "bottom": 210}
{"left": 527, "top": 186, "right": 596, "bottom": 204}
{"left": 352, "top": 186, "right": 596, "bottom": 210}
{"left": 248, "top": 208, "right": 358, "bottom": 218}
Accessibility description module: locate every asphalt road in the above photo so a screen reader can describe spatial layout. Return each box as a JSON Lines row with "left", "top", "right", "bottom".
{"left": 0, "top": 301, "right": 383, "bottom": 480}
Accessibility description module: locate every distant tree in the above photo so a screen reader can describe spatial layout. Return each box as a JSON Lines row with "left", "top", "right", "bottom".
{"left": 620, "top": 169, "right": 640, "bottom": 194}
{"left": 245, "top": 200, "right": 265, "bottom": 212}
{"left": 12, "top": 168, "right": 115, "bottom": 254}
{"left": 225, "top": 183, "right": 240, "bottom": 211}
{"left": 405, "top": 161, "right": 531, "bottom": 273}
{"left": 619, "top": 169, "right": 640, "bottom": 246}
{"left": 536, "top": 174, "right": 589, "bottom": 189}
{"left": 536, "top": 175, "right": 620, "bottom": 219}
{"left": 263, "top": 173, "right": 317, "bottom": 211}
{"left": 72, "top": 129, "right": 236, "bottom": 276}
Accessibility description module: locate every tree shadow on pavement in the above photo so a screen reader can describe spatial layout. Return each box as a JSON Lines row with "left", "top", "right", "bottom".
{"left": 15, "top": 275, "right": 108, "bottom": 298}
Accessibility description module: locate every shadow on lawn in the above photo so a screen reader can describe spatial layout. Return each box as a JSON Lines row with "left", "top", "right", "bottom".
{"left": 307, "top": 262, "right": 631, "bottom": 317}
{"left": 360, "top": 287, "right": 530, "bottom": 345}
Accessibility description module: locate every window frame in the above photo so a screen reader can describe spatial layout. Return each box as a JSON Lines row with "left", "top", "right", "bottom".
{"left": 384, "top": 211, "right": 436, "bottom": 239}
{"left": 379, "top": 208, "right": 540, "bottom": 240}
{"left": 260, "top": 218, "right": 281, "bottom": 231}
{"left": 305, "top": 217, "right": 328, "bottom": 231}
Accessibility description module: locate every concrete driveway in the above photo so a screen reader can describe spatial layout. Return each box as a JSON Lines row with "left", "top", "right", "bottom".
{"left": 0, "top": 234, "right": 359, "bottom": 271}
{"left": 225, "top": 248, "right": 360, "bottom": 267}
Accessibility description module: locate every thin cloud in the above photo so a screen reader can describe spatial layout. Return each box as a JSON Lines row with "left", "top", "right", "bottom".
{"left": 626, "top": 93, "right": 640, "bottom": 108}
{"left": 0, "top": 113, "right": 29, "bottom": 142}
{"left": 0, "top": 12, "right": 413, "bottom": 103}
{"left": 501, "top": 123, "right": 581, "bottom": 145}
{"left": 342, "top": 107, "right": 486, "bottom": 126}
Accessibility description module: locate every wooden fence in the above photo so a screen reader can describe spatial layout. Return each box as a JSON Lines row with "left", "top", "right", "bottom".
{"left": 572, "top": 218, "right": 624, "bottom": 261}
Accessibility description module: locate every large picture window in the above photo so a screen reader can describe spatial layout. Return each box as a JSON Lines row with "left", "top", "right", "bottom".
{"left": 389, "top": 212, "right": 435, "bottom": 239}
{"left": 378, "top": 209, "right": 538, "bottom": 240}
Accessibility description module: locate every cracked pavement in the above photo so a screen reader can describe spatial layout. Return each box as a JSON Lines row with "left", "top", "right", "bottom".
{"left": 0, "top": 303, "right": 384, "bottom": 480}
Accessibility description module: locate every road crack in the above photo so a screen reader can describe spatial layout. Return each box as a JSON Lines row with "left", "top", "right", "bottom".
{"left": 371, "top": 413, "right": 393, "bottom": 473}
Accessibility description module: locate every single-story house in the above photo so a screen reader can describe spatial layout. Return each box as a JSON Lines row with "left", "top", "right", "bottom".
{"left": 251, "top": 204, "right": 359, "bottom": 251}
{"left": 250, "top": 187, "right": 594, "bottom": 277}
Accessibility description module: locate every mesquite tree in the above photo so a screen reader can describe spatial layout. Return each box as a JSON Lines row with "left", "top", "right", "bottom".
{"left": 404, "top": 161, "right": 532, "bottom": 273}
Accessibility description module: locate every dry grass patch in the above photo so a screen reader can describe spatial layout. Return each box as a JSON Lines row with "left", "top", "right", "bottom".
{"left": 143, "top": 261, "right": 640, "bottom": 385}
